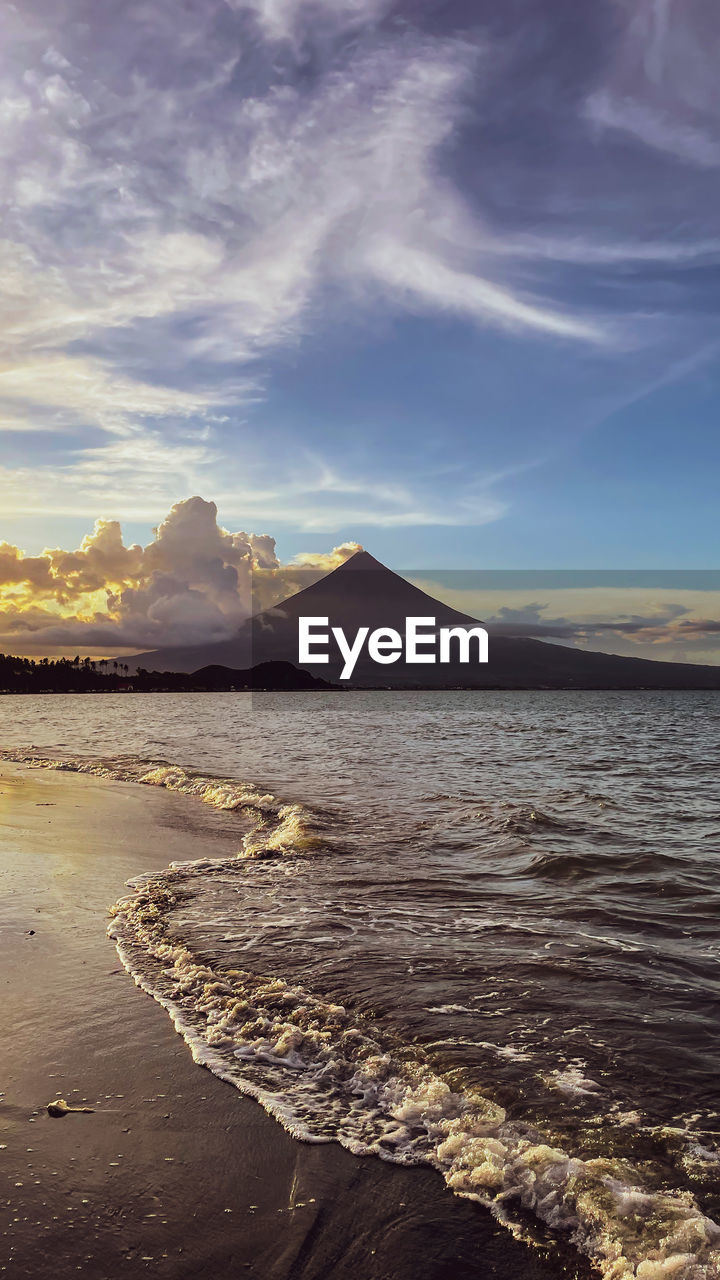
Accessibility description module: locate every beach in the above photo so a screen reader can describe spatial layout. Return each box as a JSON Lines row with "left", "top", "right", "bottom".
{"left": 2, "top": 0, "right": 717, "bottom": 1273}
{"left": 0, "top": 759, "right": 586, "bottom": 1280}
{"left": 1, "top": 688, "right": 719, "bottom": 1280}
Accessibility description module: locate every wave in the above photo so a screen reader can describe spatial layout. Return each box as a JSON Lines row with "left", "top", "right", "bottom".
{"left": 5, "top": 747, "right": 720, "bottom": 1280}
{"left": 524, "top": 847, "right": 701, "bottom": 886}
{"left": 109, "top": 860, "right": 720, "bottom": 1280}
{"left": 0, "top": 749, "right": 323, "bottom": 860}
{"left": 421, "top": 800, "right": 587, "bottom": 845}
{"left": 477, "top": 804, "right": 576, "bottom": 837}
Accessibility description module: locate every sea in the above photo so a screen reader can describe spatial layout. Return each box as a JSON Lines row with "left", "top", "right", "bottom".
{"left": 2, "top": 689, "right": 720, "bottom": 1280}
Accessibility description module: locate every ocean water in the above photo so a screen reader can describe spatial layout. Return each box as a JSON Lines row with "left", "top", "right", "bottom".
{"left": 2, "top": 689, "right": 720, "bottom": 1280}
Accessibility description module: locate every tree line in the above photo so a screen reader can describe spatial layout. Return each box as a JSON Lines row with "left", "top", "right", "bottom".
{"left": 0, "top": 652, "right": 332, "bottom": 693}
{"left": 0, "top": 652, "right": 165, "bottom": 693}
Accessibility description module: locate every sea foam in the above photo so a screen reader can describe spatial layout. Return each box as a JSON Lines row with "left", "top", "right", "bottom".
{"left": 108, "top": 858, "right": 720, "bottom": 1280}
{"left": 4, "top": 747, "right": 720, "bottom": 1280}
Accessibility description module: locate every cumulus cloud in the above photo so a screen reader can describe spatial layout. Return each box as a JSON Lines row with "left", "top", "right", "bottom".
{"left": 4, "top": 528, "right": 720, "bottom": 664}
{"left": 0, "top": 496, "right": 361, "bottom": 654}
{"left": 292, "top": 542, "right": 364, "bottom": 570}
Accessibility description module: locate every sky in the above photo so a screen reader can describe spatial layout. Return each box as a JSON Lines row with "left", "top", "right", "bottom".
{"left": 1, "top": 0, "right": 719, "bottom": 659}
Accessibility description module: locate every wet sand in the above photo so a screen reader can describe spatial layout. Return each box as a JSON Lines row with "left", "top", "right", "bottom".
{"left": 0, "top": 762, "right": 587, "bottom": 1280}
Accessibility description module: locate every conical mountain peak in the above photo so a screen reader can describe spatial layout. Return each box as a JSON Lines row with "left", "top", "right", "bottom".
{"left": 334, "top": 549, "right": 388, "bottom": 573}
{"left": 121, "top": 543, "right": 720, "bottom": 688}
{"left": 253, "top": 551, "right": 481, "bottom": 630}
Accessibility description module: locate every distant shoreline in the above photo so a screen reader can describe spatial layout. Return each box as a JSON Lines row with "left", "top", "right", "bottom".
{"left": 3, "top": 648, "right": 720, "bottom": 694}
{"left": 3, "top": 683, "right": 720, "bottom": 694}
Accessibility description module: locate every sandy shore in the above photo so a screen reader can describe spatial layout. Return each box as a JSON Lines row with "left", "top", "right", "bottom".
{"left": 0, "top": 762, "right": 584, "bottom": 1280}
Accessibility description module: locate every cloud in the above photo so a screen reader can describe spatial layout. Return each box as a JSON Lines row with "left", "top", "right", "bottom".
{"left": 484, "top": 600, "right": 692, "bottom": 640}
{"left": 291, "top": 541, "right": 364, "bottom": 570}
{"left": 484, "top": 600, "right": 720, "bottom": 662}
{"left": 0, "top": 445, "right": 508, "bottom": 530}
{"left": 674, "top": 618, "right": 720, "bottom": 634}
{"left": 0, "top": 0, "right": 717, "bottom": 544}
{"left": 3, "top": 528, "right": 720, "bottom": 663}
{"left": 586, "top": 89, "right": 720, "bottom": 169}
{"left": 585, "top": 0, "right": 720, "bottom": 168}
{"left": 234, "top": 0, "right": 390, "bottom": 43}
{"left": 408, "top": 581, "right": 720, "bottom": 664}
{"left": 0, "top": 0, "right": 617, "bottom": 530}
{"left": 361, "top": 238, "right": 604, "bottom": 341}
{"left": 0, "top": 495, "right": 361, "bottom": 653}
{"left": 486, "top": 231, "right": 720, "bottom": 267}
{"left": 0, "top": 349, "right": 233, "bottom": 436}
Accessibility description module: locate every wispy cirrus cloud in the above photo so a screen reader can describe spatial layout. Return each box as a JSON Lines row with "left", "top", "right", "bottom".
{"left": 585, "top": 0, "right": 720, "bottom": 168}
{"left": 0, "top": 0, "right": 615, "bottom": 532}
{"left": 587, "top": 88, "right": 720, "bottom": 169}
{"left": 0, "top": 446, "right": 506, "bottom": 531}
{"left": 233, "top": 0, "right": 391, "bottom": 43}
{"left": 1, "top": 0, "right": 719, "bottom": 548}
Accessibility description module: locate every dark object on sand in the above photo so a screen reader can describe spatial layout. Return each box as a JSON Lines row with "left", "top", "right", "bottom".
{"left": 46, "top": 1098, "right": 95, "bottom": 1118}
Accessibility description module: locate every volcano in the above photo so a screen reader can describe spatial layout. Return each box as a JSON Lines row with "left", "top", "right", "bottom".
{"left": 125, "top": 551, "right": 478, "bottom": 675}
{"left": 125, "top": 550, "right": 720, "bottom": 688}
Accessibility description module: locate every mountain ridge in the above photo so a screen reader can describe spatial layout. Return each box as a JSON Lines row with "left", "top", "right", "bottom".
{"left": 123, "top": 550, "right": 720, "bottom": 688}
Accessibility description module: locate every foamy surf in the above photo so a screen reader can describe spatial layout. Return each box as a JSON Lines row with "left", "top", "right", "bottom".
{"left": 4, "top": 747, "right": 720, "bottom": 1280}
{"left": 0, "top": 749, "right": 322, "bottom": 860}
{"left": 108, "top": 860, "right": 720, "bottom": 1280}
